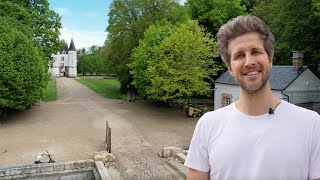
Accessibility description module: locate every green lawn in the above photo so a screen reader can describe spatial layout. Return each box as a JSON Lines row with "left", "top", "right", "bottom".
{"left": 76, "top": 78, "right": 123, "bottom": 99}
{"left": 42, "top": 78, "right": 57, "bottom": 102}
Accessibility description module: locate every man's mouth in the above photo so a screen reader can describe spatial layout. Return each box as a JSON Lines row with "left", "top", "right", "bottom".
{"left": 244, "top": 71, "right": 260, "bottom": 76}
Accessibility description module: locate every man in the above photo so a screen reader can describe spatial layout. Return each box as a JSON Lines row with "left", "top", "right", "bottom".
{"left": 185, "top": 15, "right": 320, "bottom": 180}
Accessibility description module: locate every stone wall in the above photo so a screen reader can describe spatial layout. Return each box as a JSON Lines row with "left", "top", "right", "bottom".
{"left": 0, "top": 159, "right": 99, "bottom": 180}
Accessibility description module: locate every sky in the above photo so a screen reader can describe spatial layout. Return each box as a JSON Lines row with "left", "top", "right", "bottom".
{"left": 48, "top": 0, "right": 186, "bottom": 50}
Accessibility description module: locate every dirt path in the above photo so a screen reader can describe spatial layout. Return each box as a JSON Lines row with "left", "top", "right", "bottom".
{"left": 0, "top": 77, "right": 198, "bottom": 179}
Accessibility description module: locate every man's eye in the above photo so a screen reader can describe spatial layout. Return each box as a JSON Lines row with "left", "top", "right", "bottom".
{"left": 234, "top": 54, "right": 244, "bottom": 60}
{"left": 252, "top": 51, "right": 261, "bottom": 55}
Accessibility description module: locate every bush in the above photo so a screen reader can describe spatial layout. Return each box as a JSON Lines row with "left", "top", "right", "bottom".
{"left": 0, "top": 16, "right": 47, "bottom": 113}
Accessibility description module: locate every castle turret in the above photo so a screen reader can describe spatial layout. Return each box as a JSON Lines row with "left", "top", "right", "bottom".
{"left": 67, "top": 38, "right": 77, "bottom": 77}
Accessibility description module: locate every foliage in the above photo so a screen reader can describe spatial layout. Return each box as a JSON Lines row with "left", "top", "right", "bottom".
{"left": 0, "top": 0, "right": 62, "bottom": 69}
{"left": 0, "top": 16, "right": 47, "bottom": 111}
{"left": 253, "top": 0, "right": 320, "bottom": 74}
{"left": 186, "top": 0, "right": 245, "bottom": 35}
{"left": 130, "top": 20, "right": 221, "bottom": 103}
{"left": 105, "top": 0, "right": 190, "bottom": 92}
{"left": 240, "top": 0, "right": 258, "bottom": 13}
{"left": 42, "top": 78, "right": 57, "bottom": 102}
{"left": 0, "top": 1, "right": 32, "bottom": 26}
{"left": 128, "top": 21, "right": 176, "bottom": 97}
{"left": 76, "top": 79, "right": 123, "bottom": 99}
{"left": 77, "top": 48, "right": 106, "bottom": 75}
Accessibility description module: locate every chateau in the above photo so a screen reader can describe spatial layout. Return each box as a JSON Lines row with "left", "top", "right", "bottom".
{"left": 49, "top": 38, "right": 77, "bottom": 77}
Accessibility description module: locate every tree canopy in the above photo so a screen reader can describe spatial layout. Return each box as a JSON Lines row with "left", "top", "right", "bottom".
{"left": 0, "top": 0, "right": 62, "bottom": 69}
{"left": 105, "top": 0, "right": 189, "bottom": 91}
{"left": 253, "top": 0, "right": 320, "bottom": 75}
{"left": 0, "top": 16, "right": 47, "bottom": 113}
{"left": 129, "top": 20, "right": 221, "bottom": 103}
{"left": 77, "top": 46, "right": 107, "bottom": 75}
{"left": 186, "top": 0, "right": 245, "bottom": 35}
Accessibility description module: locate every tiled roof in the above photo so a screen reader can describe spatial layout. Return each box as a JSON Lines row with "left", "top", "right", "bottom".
{"left": 215, "top": 66, "right": 307, "bottom": 90}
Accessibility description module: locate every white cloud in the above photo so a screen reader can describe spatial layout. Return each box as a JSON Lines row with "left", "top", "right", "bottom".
{"left": 59, "top": 28, "right": 107, "bottom": 49}
{"left": 56, "top": 7, "right": 71, "bottom": 16}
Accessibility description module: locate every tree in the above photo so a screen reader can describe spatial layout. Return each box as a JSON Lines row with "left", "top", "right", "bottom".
{"left": 240, "top": 0, "right": 258, "bottom": 13}
{"left": 129, "top": 21, "right": 176, "bottom": 97}
{"left": 1, "top": 0, "right": 62, "bottom": 69}
{"left": 253, "top": 0, "right": 320, "bottom": 75}
{"left": 130, "top": 20, "right": 221, "bottom": 103}
{"left": 77, "top": 50, "right": 106, "bottom": 75}
{"left": 0, "top": 16, "right": 47, "bottom": 114}
{"left": 105, "top": 0, "right": 189, "bottom": 92}
{"left": 186, "top": 0, "right": 245, "bottom": 35}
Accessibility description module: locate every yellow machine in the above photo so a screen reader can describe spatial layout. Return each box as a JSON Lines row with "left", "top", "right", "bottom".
{"left": 187, "top": 107, "right": 203, "bottom": 117}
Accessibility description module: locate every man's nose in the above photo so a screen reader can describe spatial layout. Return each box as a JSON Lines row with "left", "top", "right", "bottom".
{"left": 244, "top": 54, "right": 256, "bottom": 67}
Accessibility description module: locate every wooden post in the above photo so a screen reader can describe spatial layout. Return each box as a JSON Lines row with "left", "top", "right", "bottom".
{"left": 106, "top": 120, "right": 111, "bottom": 153}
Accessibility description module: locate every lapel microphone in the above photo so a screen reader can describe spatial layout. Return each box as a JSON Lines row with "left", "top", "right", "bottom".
{"left": 269, "top": 108, "right": 275, "bottom": 114}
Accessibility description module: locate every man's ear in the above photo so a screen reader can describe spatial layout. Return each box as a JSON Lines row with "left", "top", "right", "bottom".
{"left": 269, "top": 56, "right": 273, "bottom": 68}
{"left": 226, "top": 63, "right": 234, "bottom": 77}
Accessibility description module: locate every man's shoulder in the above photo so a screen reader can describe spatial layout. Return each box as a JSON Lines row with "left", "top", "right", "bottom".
{"left": 279, "top": 100, "right": 320, "bottom": 120}
{"left": 205, "top": 104, "right": 233, "bottom": 117}
{"left": 199, "top": 104, "right": 234, "bottom": 125}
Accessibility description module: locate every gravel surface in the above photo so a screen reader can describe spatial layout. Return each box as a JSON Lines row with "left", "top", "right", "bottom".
{"left": 0, "top": 77, "right": 198, "bottom": 179}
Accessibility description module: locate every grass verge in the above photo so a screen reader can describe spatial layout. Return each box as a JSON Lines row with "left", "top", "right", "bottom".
{"left": 76, "top": 78, "right": 123, "bottom": 99}
{"left": 42, "top": 78, "right": 57, "bottom": 102}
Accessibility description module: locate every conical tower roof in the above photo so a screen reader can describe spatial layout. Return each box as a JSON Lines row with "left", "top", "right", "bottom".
{"left": 60, "top": 40, "right": 69, "bottom": 54}
{"left": 68, "top": 38, "right": 76, "bottom": 51}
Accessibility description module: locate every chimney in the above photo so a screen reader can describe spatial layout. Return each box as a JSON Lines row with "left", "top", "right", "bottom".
{"left": 292, "top": 51, "right": 303, "bottom": 71}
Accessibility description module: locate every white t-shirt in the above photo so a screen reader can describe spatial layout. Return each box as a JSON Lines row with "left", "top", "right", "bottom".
{"left": 185, "top": 100, "right": 320, "bottom": 180}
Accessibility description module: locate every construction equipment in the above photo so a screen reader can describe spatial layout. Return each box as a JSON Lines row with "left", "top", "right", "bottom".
{"left": 186, "top": 102, "right": 207, "bottom": 117}
{"left": 187, "top": 106, "right": 203, "bottom": 117}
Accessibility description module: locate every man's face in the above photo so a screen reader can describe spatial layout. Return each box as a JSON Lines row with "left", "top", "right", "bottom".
{"left": 226, "top": 32, "right": 272, "bottom": 94}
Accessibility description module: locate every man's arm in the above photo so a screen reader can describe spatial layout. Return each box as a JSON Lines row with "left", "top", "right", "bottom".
{"left": 186, "top": 168, "right": 209, "bottom": 180}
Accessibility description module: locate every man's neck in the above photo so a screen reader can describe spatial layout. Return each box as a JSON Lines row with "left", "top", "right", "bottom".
{"left": 236, "top": 84, "right": 281, "bottom": 116}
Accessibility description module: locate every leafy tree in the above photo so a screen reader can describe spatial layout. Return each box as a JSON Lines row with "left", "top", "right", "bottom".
{"left": 253, "top": 0, "right": 320, "bottom": 75}
{"left": 105, "top": 0, "right": 189, "bottom": 92}
{"left": 129, "top": 21, "right": 176, "bottom": 97}
{"left": 240, "top": 0, "right": 258, "bottom": 13}
{"left": 1, "top": 0, "right": 62, "bottom": 69}
{"left": 77, "top": 51, "right": 106, "bottom": 75}
{"left": 89, "top": 45, "right": 100, "bottom": 54}
{"left": 131, "top": 20, "right": 221, "bottom": 103}
{"left": 77, "top": 48, "right": 87, "bottom": 57}
{"left": 0, "top": 17, "right": 47, "bottom": 114}
{"left": 186, "top": 0, "right": 245, "bottom": 35}
{"left": 0, "top": 1, "right": 32, "bottom": 26}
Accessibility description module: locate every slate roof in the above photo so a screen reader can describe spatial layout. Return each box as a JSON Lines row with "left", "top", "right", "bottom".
{"left": 60, "top": 40, "right": 69, "bottom": 54}
{"left": 68, "top": 38, "right": 76, "bottom": 51}
{"left": 215, "top": 66, "right": 308, "bottom": 90}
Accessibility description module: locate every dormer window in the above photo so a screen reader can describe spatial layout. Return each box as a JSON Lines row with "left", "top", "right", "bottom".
{"left": 62, "top": 51, "right": 66, "bottom": 54}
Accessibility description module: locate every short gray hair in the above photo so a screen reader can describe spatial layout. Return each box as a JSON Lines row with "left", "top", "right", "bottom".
{"left": 217, "top": 15, "right": 275, "bottom": 64}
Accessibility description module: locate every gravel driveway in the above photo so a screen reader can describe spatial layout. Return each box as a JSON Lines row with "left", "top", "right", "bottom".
{"left": 0, "top": 77, "right": 198, "bottom": 179}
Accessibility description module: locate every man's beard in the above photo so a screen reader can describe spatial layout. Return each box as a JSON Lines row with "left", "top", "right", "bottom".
{"left": 235, "top": 69, "right": 270, "bottom": 95}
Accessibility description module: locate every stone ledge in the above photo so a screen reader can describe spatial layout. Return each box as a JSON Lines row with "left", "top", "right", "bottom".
{"left": 95, "top": 161, "right": 112, "bottom": 180}
{"left": 0, "top": 159, "right": 95, "bottom": 179}
{"left": 166, "top": 159, "right": 187, "bottom": 179}
{"left": 175, "top": 153, "right": 186, "bottom": 163}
